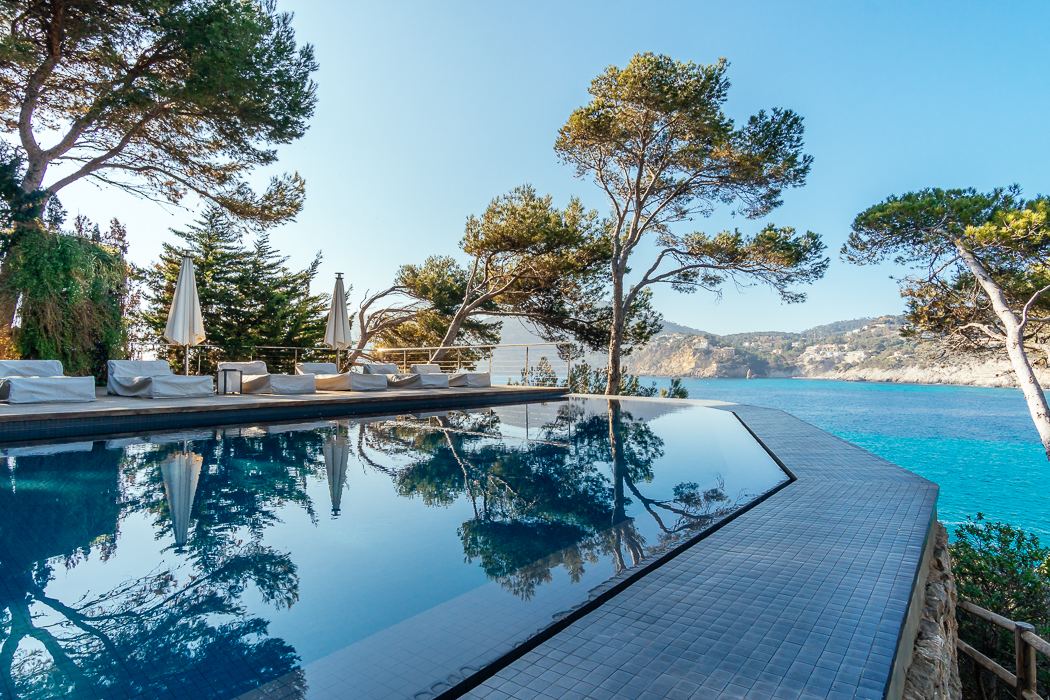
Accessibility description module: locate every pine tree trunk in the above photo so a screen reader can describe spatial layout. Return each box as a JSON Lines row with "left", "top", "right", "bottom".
{"left": 431, "top": 307, "right": 470, "bottom": 363}
{"left": 605, "top": 262, "right": 624, "bottom": 395}
{"left": 956, "top": 242, "right": 1050, "bottom": 459}
{"left": 1005, "top": 328, "right": 1050, "bottom": 459}
{"left": 609, "top": 400, "right": 626, "bottom": 522}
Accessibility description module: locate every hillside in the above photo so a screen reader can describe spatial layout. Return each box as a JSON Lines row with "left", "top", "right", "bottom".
{"left": 624, "top": 315, "right": 1045, "bottom": 388}
{"left": 499, "top": 315, "right": 1046, "bottom": 388}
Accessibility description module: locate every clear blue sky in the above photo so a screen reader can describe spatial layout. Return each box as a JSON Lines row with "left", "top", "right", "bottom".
{"left": 55, "top": 0, "right": 1050, "bottom": 334}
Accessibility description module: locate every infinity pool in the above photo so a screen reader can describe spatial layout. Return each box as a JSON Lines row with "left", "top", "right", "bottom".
{"left": 0, "top": 397, "right": 787, "bottom": 699}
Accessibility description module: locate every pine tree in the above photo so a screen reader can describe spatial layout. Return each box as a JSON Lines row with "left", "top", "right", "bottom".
{"left": 229, "top": 233, "right": 328, "bottom": 370}
{"left": 140, "top": 208, "right": 244, "bottom": 370}
{"left": 141, "top": 208, "right": 327, "bottom": 373}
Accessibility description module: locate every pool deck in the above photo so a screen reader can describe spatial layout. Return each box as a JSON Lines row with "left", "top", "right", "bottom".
{"left": 0, "top": 385, "right": 568, "bottom": 443}
{"left": 461, "top": 399, "right": 938, "bottom": 700}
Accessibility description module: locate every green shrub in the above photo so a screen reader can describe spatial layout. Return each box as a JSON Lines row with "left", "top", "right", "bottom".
{"left": 950, "top": 514, "right": 1050, "bottom": 699}
{"left": 7, "top": 226, "right": 129, "bottom": 379}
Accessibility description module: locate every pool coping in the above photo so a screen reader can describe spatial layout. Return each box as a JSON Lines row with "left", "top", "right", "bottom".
{"left": 436, "top": 409, "right": 799, "bottom": 698}
{"left": 463, "top": 397, "right": 939, "bottom": 700}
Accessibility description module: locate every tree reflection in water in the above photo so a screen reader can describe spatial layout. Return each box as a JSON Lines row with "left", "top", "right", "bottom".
{"left": 355, "top": 399, "right": 734, "bottom": 600}
{"left": 0, "top": 432, "right": 313, "bottom": 700}
{"left": 0, "top": 401, "right": 738, "bottom": 698}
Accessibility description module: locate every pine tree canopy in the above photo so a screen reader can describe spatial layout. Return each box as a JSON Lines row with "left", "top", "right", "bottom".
{"left": 140, "top": 206, "right": 327, "bottom": 371}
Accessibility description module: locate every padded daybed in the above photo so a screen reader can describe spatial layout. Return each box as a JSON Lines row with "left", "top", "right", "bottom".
{"left": 0, "top": 360, "right": 96, "bottom": 404}
{"left": 107, "top": 360, "right": 214, "bottom": 398}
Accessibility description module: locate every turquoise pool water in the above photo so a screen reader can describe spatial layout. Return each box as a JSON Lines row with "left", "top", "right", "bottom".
{"left": 645, "top": 377, "right": 1048, "bottom": 538}
{"left": 0, "top": 397, "right": 785, "bottom": 699}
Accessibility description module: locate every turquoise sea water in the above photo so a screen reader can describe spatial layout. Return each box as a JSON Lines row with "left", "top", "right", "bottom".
{"left": 644, "top": 377, "right": 1050, "bottom": 538}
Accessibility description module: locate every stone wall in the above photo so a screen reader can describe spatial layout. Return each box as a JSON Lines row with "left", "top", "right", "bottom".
{"left": 903, "top": 522, "right": 962, "bottom": 699}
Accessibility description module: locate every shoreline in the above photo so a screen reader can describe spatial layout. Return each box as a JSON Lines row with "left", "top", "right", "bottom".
{"left": 637, "top": 373, "right": 1035, "bottom": 391}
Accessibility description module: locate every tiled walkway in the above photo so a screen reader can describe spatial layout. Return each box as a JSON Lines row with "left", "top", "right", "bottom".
{"left": 465, "top": 404, "right": 938, "bottom": 699}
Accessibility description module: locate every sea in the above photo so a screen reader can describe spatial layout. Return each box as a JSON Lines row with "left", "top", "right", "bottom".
{"left": 643, "top": 376, "right": 1049, "bottom": 539}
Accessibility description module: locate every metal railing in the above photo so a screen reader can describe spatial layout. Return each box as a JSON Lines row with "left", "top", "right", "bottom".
{"left": 957, "top": 599, "right": 1050, "bottom": 699}
{"left": 130, "top": 341, "right": 576, "bottom": 386}
{"left": 371, "top": 342, "right": 574, "bottom": 386}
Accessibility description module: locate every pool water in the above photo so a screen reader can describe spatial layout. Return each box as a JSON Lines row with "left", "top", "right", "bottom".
{"left": 0, "top": 397, "right": 786, "bottom": 699}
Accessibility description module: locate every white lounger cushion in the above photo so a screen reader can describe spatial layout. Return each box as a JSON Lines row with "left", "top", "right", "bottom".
{"left": 0, "top": 376, "right": 96, "bottom": 404}
{"left": 107, "top": 360, "right": 214, "bottom": 398}
{"left": 217, "top": 361, "right": 269, "bottom": 375}
{"left": 348, "top": 373, "right": 388, "bottom": 391}
{"left": 217, "top": 361, "right": 315, "bottom": 395}
{"left": 416, "top": 373, "right": 449, "bottom": 389}
{"left": 296, "top": 362, "right": 339, "bottom": 375}
{"left": 218, "top": 361, "right": 313, "bottom": 394}
{"left": 386, "top": 373, "right": 420, "bottom": 388}
{"left": 267, "top": 374, "right": 316, "bottom": 394}
{"left": 0, "top": 359, "right": 66, "bottom": 378}
{"left": 363, "top": 362, "right": 399, "bottom": 375}
{"left": 407, "top": 363, "right": 488, "bottom": 388}
{"left": 295, "top": 363, "right": 349, "bottom": 391}
{"left": 449, "top": 372, "right": 491, "bottom": 388}
{"left": 0, "top": 359, "right": 96, "bottom": 404}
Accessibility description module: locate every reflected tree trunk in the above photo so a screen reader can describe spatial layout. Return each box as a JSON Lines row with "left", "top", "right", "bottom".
{"left": 608, "top": 400, "right": 626, "bottom": 525}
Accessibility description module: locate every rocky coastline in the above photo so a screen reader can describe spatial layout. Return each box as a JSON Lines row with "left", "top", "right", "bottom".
{"left": 622, "top": 316, "right": 1049, "bottom": 390}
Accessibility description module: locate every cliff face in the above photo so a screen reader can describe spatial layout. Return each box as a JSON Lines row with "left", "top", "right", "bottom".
{"left": 624, "top": 316, "right": 1049, "bottom": 388}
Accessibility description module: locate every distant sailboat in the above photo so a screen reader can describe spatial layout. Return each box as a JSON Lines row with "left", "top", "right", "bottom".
{"left": 745, "top": 367, "right": 754, "bottom": 380}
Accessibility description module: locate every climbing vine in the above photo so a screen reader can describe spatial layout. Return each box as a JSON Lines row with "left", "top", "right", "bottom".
{"left": 4, "top": 225, "right": 130, "bottom": 378}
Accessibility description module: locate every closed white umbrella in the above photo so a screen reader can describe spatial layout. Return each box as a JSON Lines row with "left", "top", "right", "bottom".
{"left": 164, "top": 256, "right": 205, "bottom": 374}
{"left": 324, "top": 436, "right": 349, "bottom": 516}
{"left": 161, "top": 450, "right": 203, "bottom": 549}
{"left": 325, "top": 273, "right": 351, "bottom": 368}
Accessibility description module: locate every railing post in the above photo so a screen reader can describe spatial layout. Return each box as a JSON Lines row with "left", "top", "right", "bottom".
{"left": 565, "top": 346, "right": 572, "bottom": 389}
{"left": 524, "top": 346, "right": 530, "bottom": 385}
{"left": 1016, "top": 621, "right": 1037, "bottom": 699}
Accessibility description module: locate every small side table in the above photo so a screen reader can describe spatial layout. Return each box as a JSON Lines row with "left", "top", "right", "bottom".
{"left": 218, "top": 368, "right": 243, "bottom": 395}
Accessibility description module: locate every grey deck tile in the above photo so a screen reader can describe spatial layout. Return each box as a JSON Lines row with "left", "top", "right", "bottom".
{"left": 465, "top": 403, "right": 937, "bottom": 700}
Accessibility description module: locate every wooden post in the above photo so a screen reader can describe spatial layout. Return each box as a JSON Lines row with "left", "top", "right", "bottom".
{"left": 1015, "top": 621, "right": 1037, "bottom": 699}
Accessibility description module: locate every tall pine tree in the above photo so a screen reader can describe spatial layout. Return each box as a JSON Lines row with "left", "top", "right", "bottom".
{"left": 141, "top": 208, "right": 327, "bottom": 372}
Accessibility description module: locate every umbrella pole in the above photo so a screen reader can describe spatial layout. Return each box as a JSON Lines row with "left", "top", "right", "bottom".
{"left": 185, "top": 345, "right": 190, "bottom": 375}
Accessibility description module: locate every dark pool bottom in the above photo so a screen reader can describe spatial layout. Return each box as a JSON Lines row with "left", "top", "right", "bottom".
{"left": 0, "top": 397, "right": 787, "bottom": 699}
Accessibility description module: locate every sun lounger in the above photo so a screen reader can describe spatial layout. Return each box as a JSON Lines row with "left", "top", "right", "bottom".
{"left": 361, "top": 362, "right": 422, "bottom": 388}
{"left": 219, "top": 361, "right": 316, "bottom": 395}
{"left": 295, "top": 362, "right": 386, "bottom": 391}
{"left": 0, "top": 360, "right": 97, "bottom": 404}
{"left": 411, "top": 363, "right": 490, "bottom": 388}
{"left": 407, "top": 364, "right": 451, "bottom": 389}
{"left": 107, "top": 360, "right": 214, "bottom": 398}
